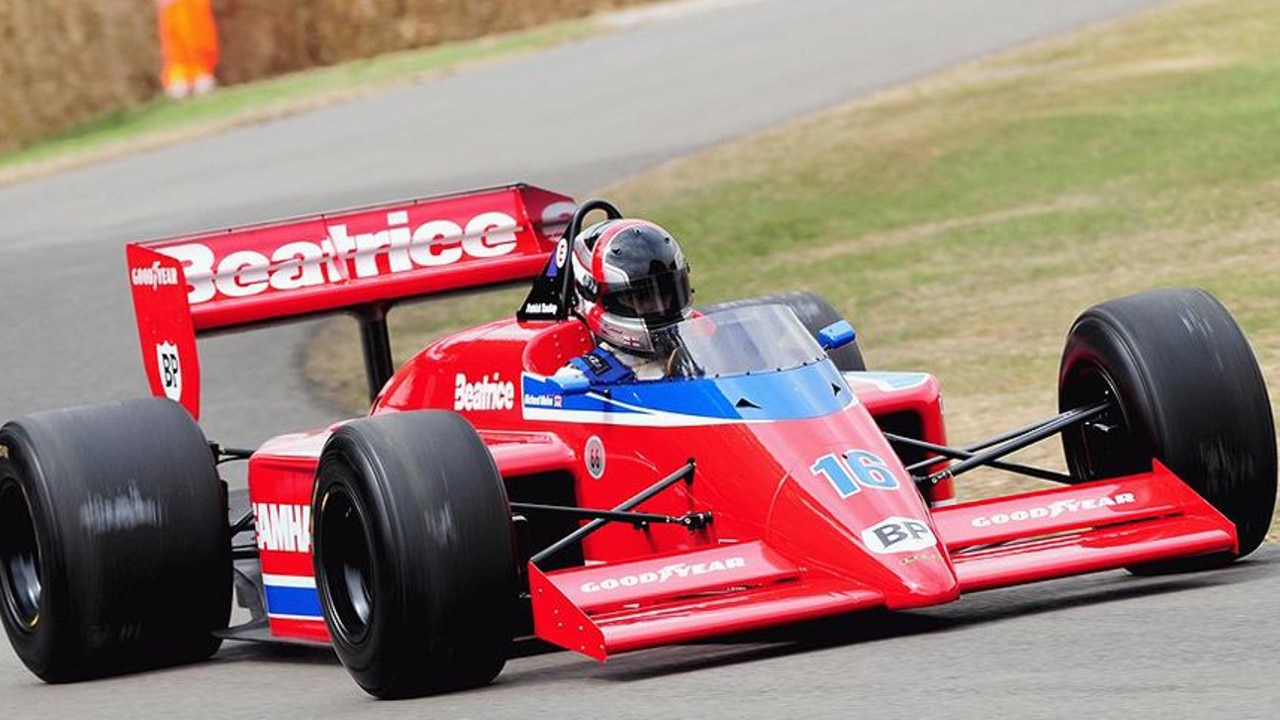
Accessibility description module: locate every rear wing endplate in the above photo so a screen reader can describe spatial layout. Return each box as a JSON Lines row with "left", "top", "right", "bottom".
{"left": 126, "top": 184, "right": 575, "bottom": 418}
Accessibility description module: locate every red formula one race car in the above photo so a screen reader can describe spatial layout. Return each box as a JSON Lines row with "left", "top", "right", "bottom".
{"left": 0, "top": 185, "right": 1274, "bottom": 697}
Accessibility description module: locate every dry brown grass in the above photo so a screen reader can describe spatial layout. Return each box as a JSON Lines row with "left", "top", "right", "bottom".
{"left": 0, "top": 0, "right": 660, "bottom": 152}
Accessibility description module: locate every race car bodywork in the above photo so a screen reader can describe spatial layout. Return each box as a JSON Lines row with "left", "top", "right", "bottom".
{"left": 244, "top": 308, "right": 1235, "bottom": 658}
{"left": 0, "top": 184, "right": 1271, "bottom": 696}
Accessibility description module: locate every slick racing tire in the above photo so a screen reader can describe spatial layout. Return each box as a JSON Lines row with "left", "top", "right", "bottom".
{"left": 700, "top": 291, "right": 866, "bottom": 371}
{"left": 313, "top": 411, "right": 516, "bottom": 699}
{"left": 0, "top": 398, "right": 230, "bottom": 682}
{"left": 1058, "top": 288, "right": 1277, "bottom": 572}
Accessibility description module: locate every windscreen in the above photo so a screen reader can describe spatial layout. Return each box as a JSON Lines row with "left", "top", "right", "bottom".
{"left": 654, "top": 305, "right": 826, "bottom": 378}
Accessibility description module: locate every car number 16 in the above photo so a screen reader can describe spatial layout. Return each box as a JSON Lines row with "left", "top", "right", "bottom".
{"left": 810, "top": 450, "right": 901, "bottom": 498}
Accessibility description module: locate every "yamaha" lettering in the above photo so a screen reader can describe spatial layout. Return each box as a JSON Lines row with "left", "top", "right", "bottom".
{"left": 254, "top": 503, "right": 312, "bottom": 553}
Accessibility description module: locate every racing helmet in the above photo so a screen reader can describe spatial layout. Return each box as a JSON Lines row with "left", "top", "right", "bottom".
{"left": 571, "top": 219, "right": 693, "bottom": 356}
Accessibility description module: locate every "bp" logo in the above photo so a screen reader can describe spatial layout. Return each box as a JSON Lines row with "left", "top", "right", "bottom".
{"left": 862, "top": 516, "right": 936, "bottom": 554}
{"left": 156, "top": 341, "right": 182, "bottom": 402}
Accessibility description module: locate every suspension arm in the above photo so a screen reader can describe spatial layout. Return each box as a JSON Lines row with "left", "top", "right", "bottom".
{"left": 889, "top": 434, "right": 1073, "bottom": 484}
{"left": 910, "top": 401, "right": 1110, "bottom": 485}
{"left": 512, "top": 502, "right": 710, "bottom": 529}
{"left": 530, "top": 459, "right": 697, "bottom": 566}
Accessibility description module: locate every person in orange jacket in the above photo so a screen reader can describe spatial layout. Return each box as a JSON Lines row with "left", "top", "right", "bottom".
{"left": 156, "top": 0, "right": 220, "bottom": 99}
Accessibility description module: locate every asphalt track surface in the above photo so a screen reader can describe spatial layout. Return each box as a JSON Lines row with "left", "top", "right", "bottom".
{"left": 4, "top": 0, "right": 1275, "bottom": 717}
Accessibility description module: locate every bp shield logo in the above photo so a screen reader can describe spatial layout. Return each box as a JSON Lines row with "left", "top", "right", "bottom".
{"left": 156, "top": 341, "right": 182, "bottom": 402}
{"left": 862, "top": 516, "right": 937, "bottom": 554}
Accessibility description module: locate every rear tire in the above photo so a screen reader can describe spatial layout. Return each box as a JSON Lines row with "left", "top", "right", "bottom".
{"left": 1058, "top": 288, "right": 1277, "bottom": 572}
{"left": 700, "top": 291, "right": 866, "bottom": 371}
{"left": 0, "top": 398, "right": 230, "bottom": 682}
{"left": 312, "top": 411, "right": 516, "bottom": 699}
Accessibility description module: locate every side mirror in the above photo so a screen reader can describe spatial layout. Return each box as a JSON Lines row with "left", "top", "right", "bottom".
{"left": 548, "top": 373, "right": 592, "bottom": 396}
{"left": 817, "top": 320, "right": 856, "bottom": 351}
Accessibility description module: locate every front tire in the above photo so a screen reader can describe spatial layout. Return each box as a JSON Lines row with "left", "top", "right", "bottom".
{"left": 1059, "top": 288, "right": 1277, "bottom": 571}
{"left": 312, "top": 411, "right": 516, "bottom": 699}
{"left": 0, "top": 399, "right": 230, "bottom": 682}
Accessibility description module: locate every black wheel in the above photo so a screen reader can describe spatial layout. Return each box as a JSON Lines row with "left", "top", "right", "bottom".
{"left": 1059, "top": 288, "right": 1277, "bottom": 571}
{"left": 700, "top": 291, "right": 866, "bottom": 371}
{"left": 0, "top": 398, "right": 230, "bottom": 682}
{"left": 312, "top": 411, "right": 516, "bottom": 699}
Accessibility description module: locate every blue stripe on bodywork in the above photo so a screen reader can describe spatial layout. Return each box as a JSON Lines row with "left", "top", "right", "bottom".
{"left": 265, "top": 585, "right": 323, "bottom": 618}
{"left": 523, "top": 360, "right": 854, "bottom": 423}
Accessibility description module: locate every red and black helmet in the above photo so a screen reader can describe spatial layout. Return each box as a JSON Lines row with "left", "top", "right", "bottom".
{"left": 571, "top": 219, "right": 693, "bottom": 356}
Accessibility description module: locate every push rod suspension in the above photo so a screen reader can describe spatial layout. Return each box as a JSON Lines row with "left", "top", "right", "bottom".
{"left": 211, "top": 443, "right": 255, "bottom": 464}
{"left": 229, "top": 511, "right": 256, "bottom": 536}
{"left": 959, "top": 411, "right": 1096, "bottom": 454}
{"left": 889, "top": 434, "right": 1073, "bottom": 484}
{"left": 231, "top": 546, "right": 260, "bottom": 561}
{"left": 920, "top": 401, "right": 1109, "bottom": 485}
{"left": 530, "top": 459, "right": 696, "bottom": 566}
{"left": 513, "top": 503, "right": 680, "bottom": 526}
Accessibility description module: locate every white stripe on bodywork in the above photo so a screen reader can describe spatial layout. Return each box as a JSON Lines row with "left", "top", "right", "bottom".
{"left": 843, "top": 372, "right": 931, "bottom": 392}
{"left": 522, "top": 392, "right": 856, "bottom": 427}
{"left": 262, "top": 573, "right": 317, "bottom": 589}
{"left": 266, "top": 612, "right": 324, "bottom": 621}
{"left": 523, "top": 405, "right": 742, "bottom": 427}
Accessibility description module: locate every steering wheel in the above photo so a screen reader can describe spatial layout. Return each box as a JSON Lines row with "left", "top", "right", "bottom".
{"left": 663, "top": 345, "right": 702, "bottom": 379}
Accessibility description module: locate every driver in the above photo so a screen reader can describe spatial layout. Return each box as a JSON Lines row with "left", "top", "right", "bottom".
{"left": 556, "top": 218, "right": 693, "bottom": 382}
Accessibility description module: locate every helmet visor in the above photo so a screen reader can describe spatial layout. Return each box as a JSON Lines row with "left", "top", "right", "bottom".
{"left": 601, "top": 269, "right": 692, "bottom": 324}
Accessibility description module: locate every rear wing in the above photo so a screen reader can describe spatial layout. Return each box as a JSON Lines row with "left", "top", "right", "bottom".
{"left": 126, "top": 184, "right": 575, "bottom": 419}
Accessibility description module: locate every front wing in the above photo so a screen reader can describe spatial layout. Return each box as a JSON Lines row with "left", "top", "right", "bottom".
{"left": 529, "top": 461, "right": 1235, "bottom": 660}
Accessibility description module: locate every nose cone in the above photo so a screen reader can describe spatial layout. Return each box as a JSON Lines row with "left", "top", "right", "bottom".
{"left": 765, "top": 466, "right": 960, "bottom": 609}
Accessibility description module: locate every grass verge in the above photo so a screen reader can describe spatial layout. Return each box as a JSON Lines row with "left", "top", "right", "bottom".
{"left": 0, "top": 18, "right": 599, "bottom": 186}
{"left": 305, "top": 0, "right": 1280, "bottom": 538}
